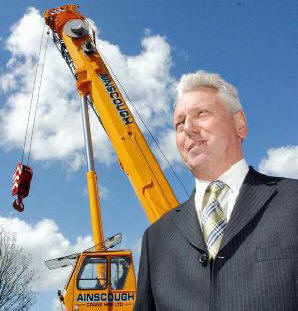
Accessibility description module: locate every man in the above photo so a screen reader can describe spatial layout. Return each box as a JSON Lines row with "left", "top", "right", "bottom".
{"left": 134, "top": 71, "right": 298, "bottom": 311}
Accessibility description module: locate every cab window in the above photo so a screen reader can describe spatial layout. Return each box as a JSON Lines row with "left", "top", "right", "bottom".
{"left": 77, "top": 257, "right": 107, "bottom": 290}
{"left": 111, "top": 257, "right": 130, "bottom": 290}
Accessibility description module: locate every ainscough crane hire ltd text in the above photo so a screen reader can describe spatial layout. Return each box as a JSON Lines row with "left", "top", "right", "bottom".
{"left": 99, "top": 74, "right": 135, "bottom": 125}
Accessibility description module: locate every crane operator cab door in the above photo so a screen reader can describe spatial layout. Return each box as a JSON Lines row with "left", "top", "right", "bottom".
{"left": 70, "top": 251, "right": 136, "bottom": 311}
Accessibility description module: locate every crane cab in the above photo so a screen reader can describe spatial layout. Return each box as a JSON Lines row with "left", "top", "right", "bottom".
{"left": 46, "top": 235, "right": 136, "bottom": 310}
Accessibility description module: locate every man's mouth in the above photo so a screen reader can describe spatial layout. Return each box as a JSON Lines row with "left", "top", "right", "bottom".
{"left": 187, "top": 140, "right": 207, "bottom": 152}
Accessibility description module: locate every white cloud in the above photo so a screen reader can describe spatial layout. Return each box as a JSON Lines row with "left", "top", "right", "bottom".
{"left": 69, "top": 153, "right": 85, "bottom": 172}
{"left": 258, "top": 145, "right": 298, "bottom": 178}
{"left": 5, "top": 7, "right": 44, "bottom": 58}
{"left": 83, "top": 184, "right": 109, "bottom": 199}
{"left": 143, "top": 28, "right": 152, "bottom": 36}
{"left": 0, "top": 216, "right": 93, "bottom": 291}
{"left": 97, "top": 35, "right": 174, "bottom": 130}
{"left": 99, "top": 184, "right": 110, "bottom": 199}
{"left": 0, "top": 7, "right": 176, "bottom": 171}
{"left": 51, "top": 298, "right": 62, "bottom": 311}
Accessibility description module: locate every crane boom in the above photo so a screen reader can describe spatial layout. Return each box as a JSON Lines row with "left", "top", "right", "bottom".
{"left": 43, "top": 5, "right": 180, "bottom": 310}
{"left": 44, "top": 5, "right": 179, "bottom": 224}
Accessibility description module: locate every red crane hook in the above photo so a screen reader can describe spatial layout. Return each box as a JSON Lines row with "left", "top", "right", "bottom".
{"left": 12, "top": 163, "right": 33, "bottom": 212}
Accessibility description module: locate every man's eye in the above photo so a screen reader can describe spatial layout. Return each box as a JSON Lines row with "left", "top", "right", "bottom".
{"left": 175, "top": 122, "right": 184, "bottom": 131}
{"left": 197, "top": 110, "right": 208, "bottom": 117}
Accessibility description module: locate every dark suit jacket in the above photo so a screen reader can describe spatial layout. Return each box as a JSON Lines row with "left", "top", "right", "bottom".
{"left": 134, "top": 167, "right": 298, "bottom": 311}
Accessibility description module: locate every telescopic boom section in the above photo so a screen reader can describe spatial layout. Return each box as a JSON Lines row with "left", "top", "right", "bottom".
{"left": 44, "top": 5, "right": 179, "bottom": 224}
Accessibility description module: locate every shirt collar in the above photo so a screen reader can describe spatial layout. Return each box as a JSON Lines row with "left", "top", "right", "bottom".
{"left": 195, "top": 158, "right": 249, "bottom": 195}
{"left": 218, "top": 158, "right": 249, "bottom": 194}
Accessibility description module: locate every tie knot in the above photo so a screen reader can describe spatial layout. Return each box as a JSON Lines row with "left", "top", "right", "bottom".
{"left": 207, "top": 180, "right": 226, "bottom": 197}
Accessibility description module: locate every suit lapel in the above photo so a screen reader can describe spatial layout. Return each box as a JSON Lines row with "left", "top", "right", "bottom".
{"left": 219, "top": 167, "right": 277, "bottom": 251}
{"left": 170, "top": 168, "right": 277, "bottom": 254}
{"left": 171, "top": 190, "right": 207, "bottom": 252}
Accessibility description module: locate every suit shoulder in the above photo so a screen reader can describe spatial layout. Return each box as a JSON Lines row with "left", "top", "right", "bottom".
{"left": 250, "top": 167, "right": 283, "bottom": 183}
{"left": 251, "top": 167, "right": 298, "bottom": 193}
{"left": 251, "top": 167, "right": 296, "bottom": 182}
{"left": 276, "top": 176, "right": 298, "bottom": 195}
{"left": 145, "top": 200, "right": 188, "bottom": 234}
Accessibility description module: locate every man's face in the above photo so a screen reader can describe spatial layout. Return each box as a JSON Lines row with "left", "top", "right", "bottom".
{"left": 173, "top": 87, "right": 247, "bottom": 180}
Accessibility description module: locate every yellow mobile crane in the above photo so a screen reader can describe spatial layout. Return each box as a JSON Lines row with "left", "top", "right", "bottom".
{"left": 43, "top": 4, "right": 179, "bottom": 311}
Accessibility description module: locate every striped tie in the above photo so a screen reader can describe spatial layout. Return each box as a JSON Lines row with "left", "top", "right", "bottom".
{"left": 201, "top": 181, "right": 227, "bottom": 259}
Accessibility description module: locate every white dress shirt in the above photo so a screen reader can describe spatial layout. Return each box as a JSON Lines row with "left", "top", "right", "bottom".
{"left": 195, "top": 159, "right": 249, "bottom": 228}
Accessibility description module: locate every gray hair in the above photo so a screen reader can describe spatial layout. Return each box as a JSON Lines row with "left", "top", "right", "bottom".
{"left": 175, "top": 70, "right": 242, "bottom": 113}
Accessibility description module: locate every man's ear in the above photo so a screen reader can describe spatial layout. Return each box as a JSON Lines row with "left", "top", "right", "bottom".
{"left": 233, "top": 110, "right": 247, "bottom": 140}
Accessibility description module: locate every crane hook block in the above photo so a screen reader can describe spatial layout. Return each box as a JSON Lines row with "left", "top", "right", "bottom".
{"left": 12, "top": 163, "right": 33, "bottom": 212}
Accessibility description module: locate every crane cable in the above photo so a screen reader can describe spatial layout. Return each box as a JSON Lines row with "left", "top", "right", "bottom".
{"left": 27, "top": 30, "right": 49, "bottom": 165}
{"left": 21, "top": 23, "right": 45, "bottom": 163}
{"left": 94, "top": 41, "right": 190, "bottom": 197}
{"left": 21, "top": 23, "right": 49, "bottom": 166}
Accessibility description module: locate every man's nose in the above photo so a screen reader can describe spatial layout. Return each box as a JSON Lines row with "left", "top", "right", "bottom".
{"left": 184, "top": 115, "right": 199, "bottom": 135}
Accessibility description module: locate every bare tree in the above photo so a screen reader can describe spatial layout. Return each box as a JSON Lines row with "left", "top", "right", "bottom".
{"left": 0, "top": 227, "right": 37, "bottom": 310}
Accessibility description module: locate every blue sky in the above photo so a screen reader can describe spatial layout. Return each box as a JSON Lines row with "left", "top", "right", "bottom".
{"left": 0, "top": 0, "right": 297, "bottom": 310}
